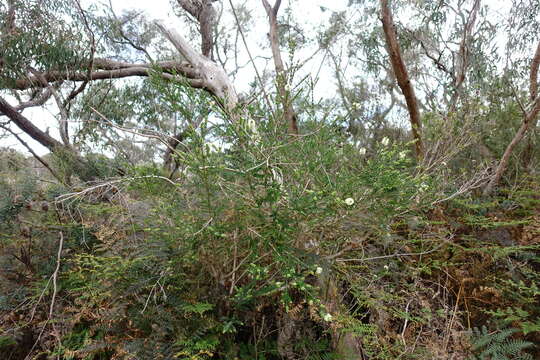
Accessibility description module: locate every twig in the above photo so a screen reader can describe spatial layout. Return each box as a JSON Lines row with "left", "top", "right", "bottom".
{"left": 55, "top": 175, "right": 179, "bottom": 203}
{"left": 226, "top": 0, "right": 274, "bottom": 117}
{"left": 49, "top": 232, "right": 63, "bottom": 318}
{"left": 336, "top": 240, "right": 447, "bottom": 263}
{"left": 141, "top": 272, "right": 166, "bottom": 313}
{"left": 0, "top": 124, "right": 63, "bottom": 182}
{"left": 401, "top": 299, "right": 413, "bottom": 347}
{"left": 24, "top": 232, "right": 64, "bottom": 360}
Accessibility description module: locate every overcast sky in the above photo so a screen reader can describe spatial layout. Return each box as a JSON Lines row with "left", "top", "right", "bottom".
{"left": 1, "top": 0, "right": 517, "bottom": 157}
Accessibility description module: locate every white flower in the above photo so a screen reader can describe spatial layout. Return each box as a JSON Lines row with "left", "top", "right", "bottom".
{"left": 358, "top": 147, "right": 367, "bottom": 156}
{"left": 323, "top": 313, "right": 333, "bottom": 322}
{"left": 418, "top": 182, "right": 429, "bottom": 193}
{"left": 381, "top": 137, "right": 390, "bottom": 146}
{"left": 315, "top": 266, "right": 323, "bottom": 275}
{"left": 246, "top": 118, "right": 257, "bottom": 133}
{"left": 383, "top": 265, "right": 389, "bottom": 271}
{"left": 399, "top": 151, "right": 407, "bottom": 159}
{"left": 344, "top": 198, "right": 355, "bottom": 206}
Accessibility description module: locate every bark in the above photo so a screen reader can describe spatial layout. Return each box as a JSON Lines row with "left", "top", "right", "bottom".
{"left": 262, "top": 0, "right": 298, "bottom": 135}
{"left": 163, "top": 114, "right": 204, "bottom": 176}
{"left": 485, "top": 40, "right": 540, "bottom": 194}
{"left": 451, "top": 0, "right": 481, "bottom": 107}
{"left": 0, "top": 96, "right": 95, "bottom": 182}
{"left": 0, "top": 124, "right": 63, "bottom": 182}
{"left": 522, "top": 40, "right": 539, "bottom": 171}
{"left": 7, "top": 60, "right": 203, "bottom": 91}
{"left": 29, "top": 69, "right": 70, "bottom": 146}
{"left": 177, "top": 0, "right": 217, "bottom": 58}
{"left": 530, "top": 41, "right": 540, "bottom": 100}
{"left": 318, "top": 272, "right": 364, "bottom": 359}
{"left": 155, "top": 21, "right": 239, "bottom": 115}
{"left": 484, "top": 93, "right": 540, "bottom": 195}
{"left": 380, "top": 0, "right": 424, "bottom": 159}
{"left": 0, "top": 97, "right": 64, "bottom": 151}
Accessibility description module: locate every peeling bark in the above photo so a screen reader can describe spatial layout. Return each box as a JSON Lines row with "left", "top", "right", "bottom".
{"left": 177, "top": 0, "right": 217, "bottom": 58}
{"left": 155, "top": 21, "right": 239, "bottom": 115}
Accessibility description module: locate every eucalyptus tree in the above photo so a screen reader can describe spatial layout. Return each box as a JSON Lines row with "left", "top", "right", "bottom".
{"left": 332, "top": 0, "right": 539, "bottom": 191}
{"left": 0, "top": 0, "right": 258, "bottom": 181}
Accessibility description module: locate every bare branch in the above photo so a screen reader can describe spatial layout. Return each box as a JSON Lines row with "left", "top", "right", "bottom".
{"left": 530, "top": 41, "right": 540, "bottom": 100}
{"left": 8, "top": 60, "right": 203, "bottom": 91}
{"left": 451, "top": 0, "right": 481, "bottom": 108}
{"left": 484, "top": 79, "right": 540, "bottom": 195}
{"left": 0, "top": 96, "right": 64, "bottom": 151}
{"left": 29, "top": 69, "right": 70, "bottom": 145}
{"left": 262, "top": 0, "right": 298, "bottom": 134}
{"left": 0, "top": 124, "right": 63, "bottom": 182}
{"left": 14, "top": 86, "right": 57, "bottom": 111}
{"left": 380, "top": 0, "right": 423, "bottom": 159}
{"left": 64, "top": 0, "right": 97, "bottom": 108}
{"left": 155, "top": 21, "right": 239, "bottom": 113}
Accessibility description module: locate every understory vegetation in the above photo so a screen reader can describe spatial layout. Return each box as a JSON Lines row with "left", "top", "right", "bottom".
{"left": 1, "top": 113, "right": 539, "bottom": 359}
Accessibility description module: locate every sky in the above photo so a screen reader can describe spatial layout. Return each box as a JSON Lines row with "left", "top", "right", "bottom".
{"left": 2, "top": 0, "right": 349, "bottom": 156}
{"left": 2, "top": 0, "right": 517, "bottom": 157}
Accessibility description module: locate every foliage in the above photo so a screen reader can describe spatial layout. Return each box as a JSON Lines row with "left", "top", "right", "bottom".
{"left": 1, "top": 1, "right": 540, "bottom": 359}
{"left": 469, "top": 326, "right": 535, "bottom": 360}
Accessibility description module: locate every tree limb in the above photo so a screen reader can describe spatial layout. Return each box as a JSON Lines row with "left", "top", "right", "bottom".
{"left": 7, "top": 60, "right": 203, "bottom": 90}
{"left": 177, "top": 0, "right": 217, "bottom": 58}
{"left": 380, "top": 0, "right": 423, "bottom": 159}
{"left": 155, "top": 21, "right": 239, "bottom": 113}
{"left": 0, "top": 124, "right": 63, "bottom": 182}
{"left": 530, "top": 41, "right": 540, "bottom": 100}
{"left": 450, "top": 0, "right": 481, "bottom": 109}
{"left": 484, "top": 68, "right": 540, "bottom": 195}
{"left": 0, "top": 96, "right": 64, "bottom": 151}
{"left": 262, "top": 0, "right": 298, "bottom": 134}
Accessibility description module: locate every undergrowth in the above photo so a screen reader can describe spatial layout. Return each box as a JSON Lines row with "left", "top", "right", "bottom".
{"left": 1, "top": 110, "right": 539, "bottom": 359}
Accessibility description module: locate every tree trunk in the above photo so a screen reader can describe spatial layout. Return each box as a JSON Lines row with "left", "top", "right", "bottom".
{"left": 0, "top": 97, "right": 93, "bottom": 183}
{"left": 484, "top": 94, "right": 540, "bottom": 195}
{"left": 485, "top": 40, "right": 540, "bottom": 195}
{"left": 262, "top": 0, "right": 299, "bottom": 135}
{"left": 380, "top": 0, "right": 423, "bottom": 159}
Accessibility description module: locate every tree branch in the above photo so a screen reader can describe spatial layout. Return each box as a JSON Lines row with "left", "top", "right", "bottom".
{"left": 450, "top": 0, "right": 481, "bottom": 109}
{"left": 530, "top": 41, "right": 540, "bottom": 100}
{"left": 155, "top": 21, "right": 239, "bottom": 113}
{"left": 0, "top": 96, "right": 64, "bottom": 151}
{"left": 262, "top": 0, "right": 298, "bottom": 134}
{"left": 380, "top": 0, "right": 423, "bottom": 159}
{"left": 0, "top": 124, "right": 63, "bottom": 182}
{"left": 177, "top": 0, "right": 217, "bottom": 58}
{"left": 484, "top": 69, "right": 540, "bottom": 195}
